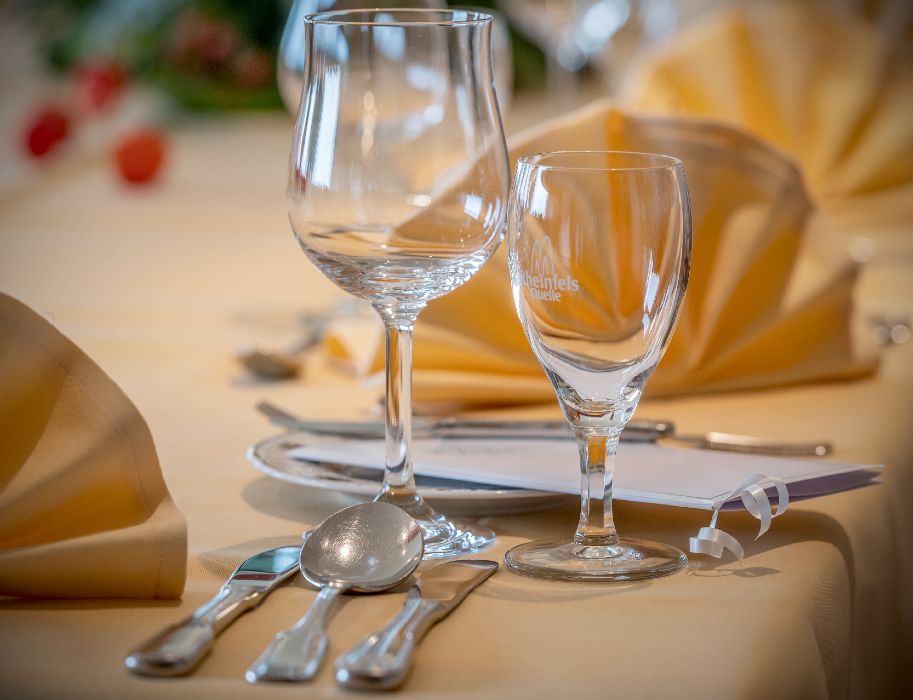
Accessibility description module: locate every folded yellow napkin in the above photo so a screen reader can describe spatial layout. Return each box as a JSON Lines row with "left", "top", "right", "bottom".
{"left": 0, "top": 293, "right": 186, "bottom": 598}
{"left": 325, "top": 102, "right": 878, "bottom": 409}
{"left": 619, "top": 1, "right": 913, "bottom": 236}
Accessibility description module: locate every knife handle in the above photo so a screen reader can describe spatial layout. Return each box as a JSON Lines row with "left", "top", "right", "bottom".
{"left": 335, "top": 591, "right": 445, "bottom": 690}
{"left": 690, "top": 432, "right": 832, "bottom": 457}
{"left": 245, "top": 584, "right": 343, "bottom": 683}
{"left": 125, "top": 584, "right": 262, "bottom": 677}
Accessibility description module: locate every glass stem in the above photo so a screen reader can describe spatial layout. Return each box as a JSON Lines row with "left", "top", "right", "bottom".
{"left": 573, "top": 430, "right": 621, "bottom": 547}
{"left": 374, "top": 307, "right": 430, "bottom": 516}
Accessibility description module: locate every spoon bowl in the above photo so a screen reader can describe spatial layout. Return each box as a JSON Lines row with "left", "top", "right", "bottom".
{"left": 301, "top": 501, "right": 424, "bottom": 591}
{"left": 237, "top": 343, "right": 305, "bottom": 379}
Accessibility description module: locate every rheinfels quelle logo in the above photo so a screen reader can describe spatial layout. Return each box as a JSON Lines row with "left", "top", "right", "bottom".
{"left": 520, "top": 238, "right": 580, "bottom": 302}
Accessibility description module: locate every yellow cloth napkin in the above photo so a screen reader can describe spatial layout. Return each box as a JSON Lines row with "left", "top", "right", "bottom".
{"left": 619, "top": 1, "right": 913, "bottom": 236}
{"left": 0, "top": 293, "right": 186, "bottom": 598}
{"left": 325, "top": 102, "right": 878, "bottom": 409}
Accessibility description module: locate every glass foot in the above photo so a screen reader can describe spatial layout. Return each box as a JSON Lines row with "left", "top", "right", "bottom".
{"left": 374, "top": 491, "right": 494, "bottom": 558}
{"left": 504, "top": 537, "right": 687, "bottom": 581}
{"left": 417, "top": 515, "right": 495, "bottom": 559}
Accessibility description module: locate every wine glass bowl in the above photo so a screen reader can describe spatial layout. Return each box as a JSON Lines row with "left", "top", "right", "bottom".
{"left": 506, "top": 150, "right": 691, "bottom": 580}
{"left": 289, "top": 10, "right": 507, "bottom": 310}
{"left": 277, "top": 0, "right": 446, "bottom": 114}
{"left": 288, "top": 9, "right": 510, "bottom": 557}
{"left": 278, "top": 0, "right": 513, "bottom": 117}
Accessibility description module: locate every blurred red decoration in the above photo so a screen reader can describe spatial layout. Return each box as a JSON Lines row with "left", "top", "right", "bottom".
{"left": 24, "top": 108, "right": 70, "bottom": 157}
{"left": 168, "top": 9, "right": 240, "bottom": 74}
{"left": 166, "top": 8, "right": 270, "bottom": 90}
{"left": 74, "top": 62, "right": 127, "bottom": 111}
{"left": 231, "top": 48, "right": 271, "bottom": 89}
{"left": 114, "top": 130, "right": 165, "bottom": 184}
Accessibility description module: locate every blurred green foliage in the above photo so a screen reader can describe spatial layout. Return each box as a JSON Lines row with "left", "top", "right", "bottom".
{"left": 25, "top": 0, "right": 286, "bottom": 110}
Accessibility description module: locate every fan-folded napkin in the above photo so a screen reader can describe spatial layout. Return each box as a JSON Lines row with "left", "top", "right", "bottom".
{"left": 619, "top": 1, "right": 913, "bottom": 236}
{"left": 325, "top": 102, "right": 878, "bottom": 409}
{"left": 0, "top": 293, "right": 186, "bottom": 598}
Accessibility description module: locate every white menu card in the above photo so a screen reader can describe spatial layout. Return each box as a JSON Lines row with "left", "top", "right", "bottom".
{"left": 288, "top": 437, "right": 881, "bottom": 510}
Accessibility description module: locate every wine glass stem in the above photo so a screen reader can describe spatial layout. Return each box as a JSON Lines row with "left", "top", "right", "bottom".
{"left": 574, "top": 431, "right": 620, "bottom": 548}
{"left": 374, "top": 308, "right": 430, "bottom": 516}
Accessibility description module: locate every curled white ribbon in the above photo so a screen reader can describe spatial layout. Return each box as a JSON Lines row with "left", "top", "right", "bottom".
{"left": 689, "top": 473, "right": 789, "bottom": 560}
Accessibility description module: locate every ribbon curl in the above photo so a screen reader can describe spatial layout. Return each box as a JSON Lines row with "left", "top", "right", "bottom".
{"left": 689, "top": 474, "right": 789, "bottom": 560}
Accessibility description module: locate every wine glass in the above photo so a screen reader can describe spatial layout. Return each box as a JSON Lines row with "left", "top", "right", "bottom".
{"left": 506, "top": 151, "right": 691, "bottom": 580}
{"left": 288, "top": 9, "right": 510, "bottom": 557}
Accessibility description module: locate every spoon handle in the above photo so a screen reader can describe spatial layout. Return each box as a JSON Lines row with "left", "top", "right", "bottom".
{"left": 245, "top": 584, "right": 343, "bottom": 683}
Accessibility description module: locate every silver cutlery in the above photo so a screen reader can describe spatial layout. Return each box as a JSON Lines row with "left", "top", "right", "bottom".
{"left": 237, "top": 321, "right": 326, "bottom": 380}
{"left": 237, "top": 301, "right": 364, "bottom": 379}
{"left": 237, "top": 340, "right": 312, "bottom": 379}
{"left": 246, "top": 502, "right": 424, "bottom": 683}
{"left": 125, "top": 545, "right": 301, "bottom": 677}
{"left": 673, "top": 431, "right": 831, "bottom": 456}
{"left": 257, "top": 400, "right": 673, "bottom": 441}
{"left": 257, "top": 401, "right": 831, "bottom": 456}
{"left": 335, "top": 559, "right": 498, "bottom": 690}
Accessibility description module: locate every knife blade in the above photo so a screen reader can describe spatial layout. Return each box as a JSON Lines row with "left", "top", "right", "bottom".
{"left": 125, "top": 545, "right": 301, "bottom": 677}
{"left": 334, "top": 559, "right": 498, "bottom": 690}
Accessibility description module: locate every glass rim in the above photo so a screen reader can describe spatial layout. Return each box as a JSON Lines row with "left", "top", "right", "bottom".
{"left": 304, "top": 8, "right": 493, "bottom": 27}
{"left": 518, "top": 150, "right": 683, "bottom": 172}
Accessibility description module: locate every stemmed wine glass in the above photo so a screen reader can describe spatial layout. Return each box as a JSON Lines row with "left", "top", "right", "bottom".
{"left": 507, "top": 151, "right": 691, "bottom": 580}
{"left": 288, "top": 9, "right": 510, "bottom": 557}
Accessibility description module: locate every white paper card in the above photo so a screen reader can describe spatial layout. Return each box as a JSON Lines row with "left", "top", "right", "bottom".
{"left": 288, "top": 438, "right": 881, "bottom": 510}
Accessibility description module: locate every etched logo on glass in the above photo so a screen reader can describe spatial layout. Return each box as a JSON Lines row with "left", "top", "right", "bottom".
{"left": 520, "top": 238, "right": 580, "bottom": 301}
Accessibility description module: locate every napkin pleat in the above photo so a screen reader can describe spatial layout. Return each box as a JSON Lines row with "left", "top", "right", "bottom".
{"left": 0, "top": 293, "right": 187, "bottom": 598}
{"left": 696, "top": 203, "right": 803, "bottom": 362}
{"left": 621, "top": 2, "right": 913, "bottom": 229}
{"left": 0, "top": 503, "right": 186, "bottom": 599}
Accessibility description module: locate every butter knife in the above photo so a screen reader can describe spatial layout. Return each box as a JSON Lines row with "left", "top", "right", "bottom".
{"left": 125, "top": 545, "right": 301, "bottom": 677}
{"left": 334, "top": 559, "right": 498, "bottom": 690}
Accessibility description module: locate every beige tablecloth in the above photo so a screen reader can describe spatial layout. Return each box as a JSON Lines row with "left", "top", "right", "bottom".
{"left": 1, "top": 112, "right": 911, "bottom": 699}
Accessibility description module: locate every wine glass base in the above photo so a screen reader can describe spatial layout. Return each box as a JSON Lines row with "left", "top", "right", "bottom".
{"left": 417, "top": 517, "right": 496, "bottom": 559}
{"left": 504, "top": 537, "right": 687, "bottom": 582}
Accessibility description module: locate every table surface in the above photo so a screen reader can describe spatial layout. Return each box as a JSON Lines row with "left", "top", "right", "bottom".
{"left": 1, "top": 93, "right": 912, "bottom": 700}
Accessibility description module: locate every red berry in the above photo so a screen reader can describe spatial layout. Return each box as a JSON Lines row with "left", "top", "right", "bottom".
{"left": 76, "top": 62, "right": 126, "bottom": 110}
{"left": 231, "top": 48, "right": 271, "bottom": 88}
{"left": 114, "top": 130, "right": 165, "bottom": 184}
{"left": 24, "top": 108, "right": 69, "bottom": 157}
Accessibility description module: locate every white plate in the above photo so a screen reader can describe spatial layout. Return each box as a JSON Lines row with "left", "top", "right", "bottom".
{"left": 247, "top": 431, "right": 571, "bottom": 515}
